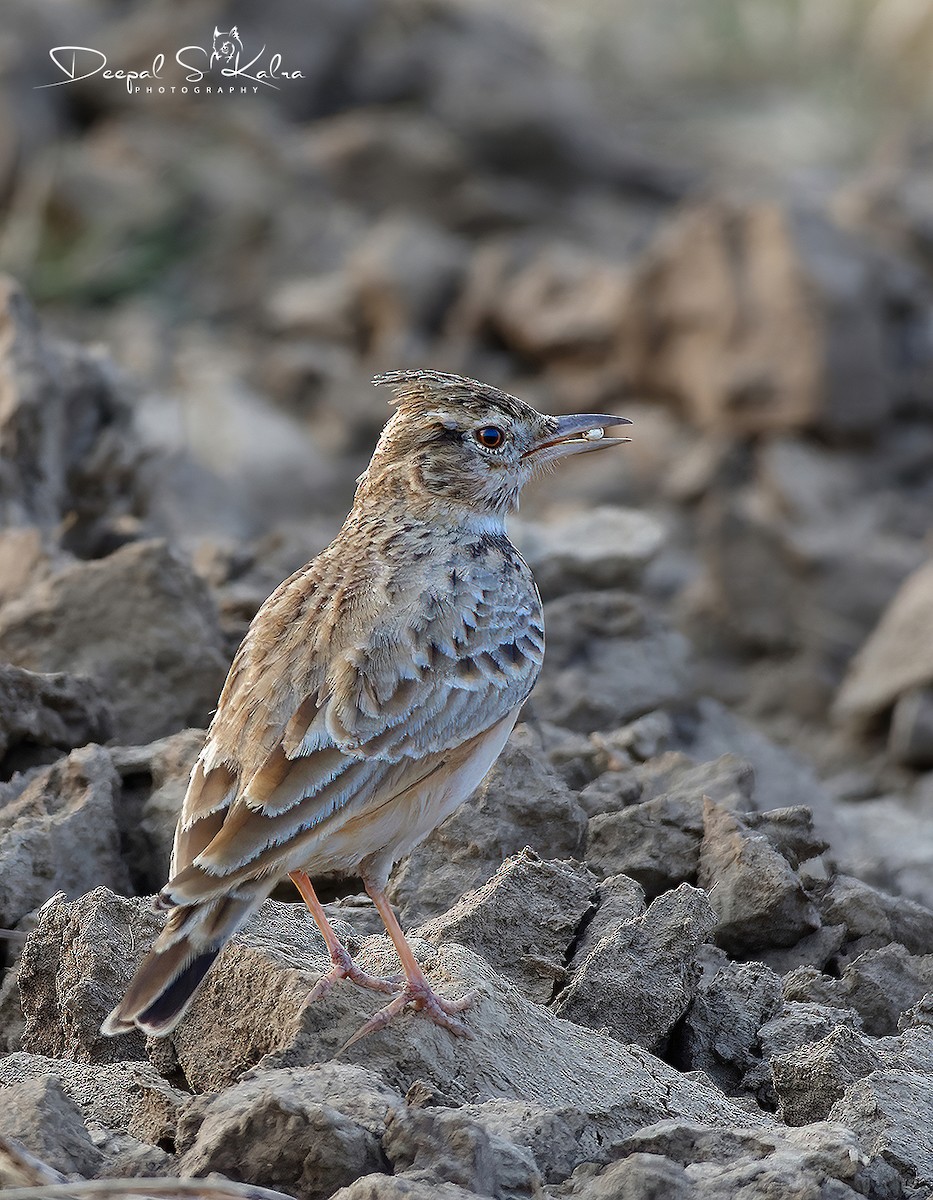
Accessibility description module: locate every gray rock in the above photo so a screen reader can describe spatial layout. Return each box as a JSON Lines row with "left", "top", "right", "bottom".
{"left": 577, "top": 768, "right": 642, "bottom": 818}
{"left": 569, "top": 874, "right": 646, "bottom": 969}
{"left": 20, "top": 889, "right": 159, "bottom": 1065}
{"left": 699, "top": 801, "right": 820, "bottom": 956}
{"left": 383, "top": 1104, "right": 540, "bottom": 1199}
{"left": 621, "top": 1118, "right": 889, "bottom": 1200}
{"left": 26, "top": 890, "right": 765, "bottom": 1147}
{"left": 110, "top": 728, "right": 203, "bottom": 890}
{"left": 554, "top": 884, "right": 717, "bottom": 1051}
{"left": 331, "top": 1178, "right": 486, "bottom": 1200}
{"left": 742, "top": 806, "right": 828, "bottom": 870}
{"left": 0, "top": 1051, "right": 185, "bottom": 1141}
{"left": 772, "top": 1024, "right": 884, "bottom": 1126}
{"left": 0, "top": 275, "right": 145, "bottom": 537}
{"left": 815, "top": 874, "right": 933, "bottom": 957}
{"left": 783, "top": 945, "right": 933, "bottom": 1035}
{"left": 533, "top": 590, "right": 692, "bottom": 732}
{"left": 888, "top": 686, "right": 933, "bottom": 768}
{"left": 0, "top": 538, "right": 229, "bottom": 745}
{"left": 0, "top": 1075, "right": 101, "bottom": 1177}
{"left": 834, "top": 558, "right": 933, "bottom": 726}
{"left": 760, "top": 925, "right": 848, "bottom": 976}
{"left": 177, "top": 1065, "right": 401, "bottom": 1200}
{"left": 567, "top": 1153, "right": 695, "bottom": 1198}
{"left": 417, "top": 850, "right": 596, "bottom": 1004}
{"left": 758, "top": 1002, "right": 865, "bottom": 1067}
{"left": 830, "top": 1069, "right": 933, "bottom": 1191}
{"left": 674, "top": 954, "right": 783, "bottom": 1095}
{"left": 511, "top": 507, "right": 665, "bottom": 599}
{"left": 0, "top": 745, "right": 130, "bottom": 928}
{"left": 587, "top": 790, "right": 704, "bottom": 897}
{"left": 0, "top": 663, "right": 111, "bottom": 777}
{"left": 454, "top": 1099, "right": 589, "bottom": 1184}
{"left": 389, "top": 729, "right": 587, "bottom": 925}
{"left": 586, "top": 753, "right": 757, "bottom": 896}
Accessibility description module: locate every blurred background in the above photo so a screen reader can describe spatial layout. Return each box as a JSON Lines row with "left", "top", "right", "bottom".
{"left": 2, "top": 0, "right": 933, "bottom": 902}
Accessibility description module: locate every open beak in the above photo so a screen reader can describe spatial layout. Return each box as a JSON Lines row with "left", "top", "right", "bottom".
{"left": 523, "top": 413, "right": 632, "bottom": 466}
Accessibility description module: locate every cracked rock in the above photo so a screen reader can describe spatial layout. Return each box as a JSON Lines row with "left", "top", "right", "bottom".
{"left": 554, "top": 883, "right": 716, "bottom": 1050}
{"left": 417, "top": 849, "right": 596, "bottom": 1004}
{"left": 177, "top": 1065, "right": 401, "bottom": 1200}
{"left": 389, "top": 729, "right": 587, "bottom": 925}
{"left": 0, "top": 664, "right": 111, "bottom": 779}
{"left": 0, "top": 538, "right": 229, "bottom": 745}
{"left": 0, "top": 746, "right": 129, "bottom": 928}
{"left": 699, "top": 800, "right": 820, "bottom": 956}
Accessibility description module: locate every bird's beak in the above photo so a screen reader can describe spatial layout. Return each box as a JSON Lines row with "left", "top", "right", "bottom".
{"left": 523, "top": 414, "right": 632, "bottom": 465}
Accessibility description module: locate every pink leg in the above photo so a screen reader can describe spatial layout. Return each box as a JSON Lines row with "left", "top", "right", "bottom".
{"left": 340, "top": 878, "right": 477, "bottom": 1048}
{"left": 289, "top": 870, "right": 398, "bottom": 1003}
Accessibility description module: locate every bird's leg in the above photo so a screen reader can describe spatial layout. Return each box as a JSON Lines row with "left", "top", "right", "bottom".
{"left": 340, "top": 878, "right": 477, "bottom": 1048}
{"left": 289, "top": 869, "right": 399, "bottom": 1003}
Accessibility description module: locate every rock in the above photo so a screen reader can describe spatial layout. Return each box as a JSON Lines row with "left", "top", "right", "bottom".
{"left": 25, "top": 889, "right": 765, "bottom": 1147}
{"left": 553, "top": 884, "right": 717, "bottom": 1051}
{"left": 771, "top": 1025, "right": 883, "bottom": 1125}
{"left": 0, "top": 1050, "right": 185, "bottom": 1158}
{"left": 814, "top": 874, "right": 933, "bottom": 958}
{"left": 0, "top": 275, "right": 144, "bottom": 537}
{"left": 0, "top": 746, "right": 129, "bottom": 928}
{"left": 888, "top": 686, "right": 933, "bottom": 768}
{"left": 0, "top": 527, "right": 52, "bottom": 607}
{"left": 783, "top": 945, "right": 933, "bottom": 1035}
{"left": 533, "top": 590, "right": 692, "bottom": 732}
{"left": 511, "top": 506, "right": 664, "bottom": 599}
{"left": 348, "top": 214, "right": 469, "bottom": 354}
{"left": 389, "top": 729, "right": 587, "bottom": 925}
{"left": 302, "top": 110, "right": 467, "bottom": 217}
{"left": 618, "top": 1119, "right": 889, "bottom": 1200}
{"left": 569, "top": 874, "right": 646, "bottom": 969}
{"left": 830, "top": 1070, "right": 933, "bottom": 1192}
{"left": 383, "top": 1104, "right": 540, "bottom": 1198}
{"left": 0, "top": 538, "right": 229, "bottom": 745}
{"left": 0, "top": 1075, "right": 101, "bottom": 1177}
{"left": 586, "top": 783, "right": 709, "bottom": 897}
{"left": 177, "top": 1065, "right": 401, "bottom": 1200}
{"left": 19, "top": 889, "right": 160, "bottom": 1065}
{"left": 674, "top": 954, "right": 783, "bottom": 1095}
{"left": 331, "top": 1178, "right": 486, "bottom": 1200}
{"left": 742, "top": 806, "right": 828, "bottom": 870}
{"left": 834, "top": 558, "right": 933, "bottom": 726}
{"left": 417, "top": 850, "right": 596, "bottom": 1004}
{"left": 757, "top": 1002, "right": 865, "bottom": 1068}
{"left": 619, "top": 201, "right": 891, "bottom": 437}
{"left": 568, "top": 1153, "right": 695, "bottom": 1198}
{"left": 453, "top": 1099, "right": 589, "bottom": 1184}
{"left": 677, "top": 698, "right": 837, "bottom": 823}
{"left": 577, "top": 768, "right": 642, "bottom": 818}
{"left": 760, "top": 925, "right": 848, "bottom": 976}
{"left": 486, "top": 242, "right": 628, "bottom": 362}
{"left": 110, "top": 729, "right": 203, "bottom": 891}
{"left": 698, "top": 801, "right": 821, "bottom": 956}
{"left": 830, "top": 791, "right": 933, "bottom": 911}
{"left": 0, "top": 663, "right": 111, "bottom": 779}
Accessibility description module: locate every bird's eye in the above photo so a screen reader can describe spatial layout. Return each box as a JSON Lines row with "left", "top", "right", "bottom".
{"left": 475, "top": 426, "right": 505, "bottom": 449}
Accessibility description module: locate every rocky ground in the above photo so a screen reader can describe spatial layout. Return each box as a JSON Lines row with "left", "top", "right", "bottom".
{"left": 2, "top": 1, "right": 933, "bottom": 1198}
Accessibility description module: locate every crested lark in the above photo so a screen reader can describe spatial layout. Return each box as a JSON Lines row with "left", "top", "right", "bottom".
{"left": 103, "top": 370, "right": 630, "bottom": 1041}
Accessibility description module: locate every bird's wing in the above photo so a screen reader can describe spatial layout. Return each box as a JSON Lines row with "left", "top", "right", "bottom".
{"left": 167, "top": 553, "right": 544, "bottom": 890}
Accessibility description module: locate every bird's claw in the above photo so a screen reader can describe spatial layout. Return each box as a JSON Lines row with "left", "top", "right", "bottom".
{"left": 338, "top": 980, "right": 478, "bottom": 1052}
{"left": 304, "top": 943, "right": 401, "bottom": 1005}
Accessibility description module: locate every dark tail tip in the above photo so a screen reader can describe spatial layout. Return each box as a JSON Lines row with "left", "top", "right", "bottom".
{"left": 101, "top": 943, "right": 221, "bottom": 1039}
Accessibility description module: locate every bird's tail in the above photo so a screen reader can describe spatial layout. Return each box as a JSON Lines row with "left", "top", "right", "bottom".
{"left": 101, "top": 889, "right": 263, "bottom": 1038}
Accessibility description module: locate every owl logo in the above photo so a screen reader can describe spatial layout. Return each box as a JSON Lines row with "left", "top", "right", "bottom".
{"left": 210, "top": 26, "right": 242, "bottom": 67}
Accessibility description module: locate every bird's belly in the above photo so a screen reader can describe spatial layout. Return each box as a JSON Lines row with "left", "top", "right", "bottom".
{"left": 306, "top": 706, "right": 520, "bottom": 878}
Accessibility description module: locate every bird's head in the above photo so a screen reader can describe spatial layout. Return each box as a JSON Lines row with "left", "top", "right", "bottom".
{"left": 357, "top": 371, "right": 631, "bottom": 519}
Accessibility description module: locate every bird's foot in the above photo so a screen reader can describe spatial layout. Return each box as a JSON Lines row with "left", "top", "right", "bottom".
{"left": 340, "top": 977, "right": 478, "bottom": 1050}
{"left": 305, "top": 943, "right": 400, "bottom": 1006}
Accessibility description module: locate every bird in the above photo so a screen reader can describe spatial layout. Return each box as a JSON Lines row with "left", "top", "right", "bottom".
{"left": 103, "top": 370, "right": 631, "bottom": 1042}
